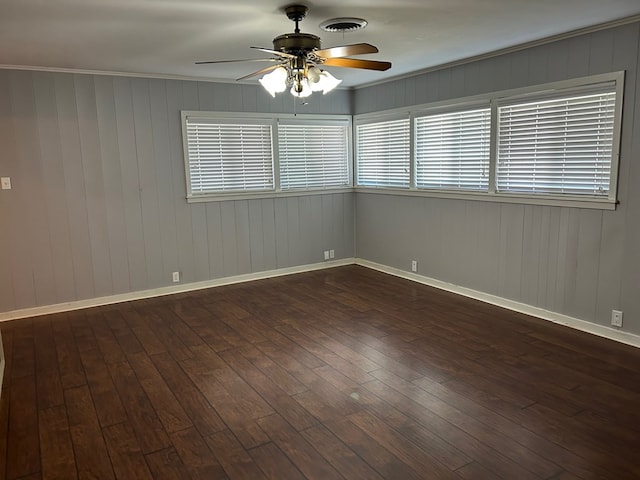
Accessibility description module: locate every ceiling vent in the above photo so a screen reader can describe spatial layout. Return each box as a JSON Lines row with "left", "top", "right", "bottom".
{"left": 319, "top": 18, "right": 368, "bottom": 33}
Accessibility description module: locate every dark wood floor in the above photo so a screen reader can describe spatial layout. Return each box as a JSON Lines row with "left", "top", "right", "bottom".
{"left": 1, "top": 265, "right": 639, "bottom": 479}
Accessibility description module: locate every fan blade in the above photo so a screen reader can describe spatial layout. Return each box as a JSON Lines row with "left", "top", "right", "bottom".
{"left": 323, "top": 57, "right": 391, "bottom": 71}
{"left": 196, "top": 58, "right": 277, "bottom": 65}
{"left": 314, "top": 43, "right": 378, "bottom": 59}
{"left": 250, "top": 46, "right": 296, "bottom": 59}
{"left": 236, "top": 64, "right": 281, "bottom": 81}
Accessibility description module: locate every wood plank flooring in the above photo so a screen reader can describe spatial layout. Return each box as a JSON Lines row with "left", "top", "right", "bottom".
{"left": 1, "top": 265, "right": 639, "bottom": 479}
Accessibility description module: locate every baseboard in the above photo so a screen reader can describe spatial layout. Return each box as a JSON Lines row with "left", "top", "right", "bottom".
{"left": 2, "top": 257, "right": 638, "bottom": 349}
{"left": 0, "top": 258, "right": 355, "bottom": 323}
{"left": 356, "top": 259, "right": 640, "bottom": 349}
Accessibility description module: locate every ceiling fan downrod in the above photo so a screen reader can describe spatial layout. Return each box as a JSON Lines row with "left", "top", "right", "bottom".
{"left": 285, "top": 4, "right": 308, "bottom": 34}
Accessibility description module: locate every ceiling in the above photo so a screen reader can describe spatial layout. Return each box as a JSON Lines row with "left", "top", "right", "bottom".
{"left": 1, "top": 0, "right": 640, "bottom": 88}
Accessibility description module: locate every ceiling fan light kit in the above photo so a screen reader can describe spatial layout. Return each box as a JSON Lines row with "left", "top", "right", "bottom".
{"left": 196, "top": 4, "right": 390, "bottom": 100}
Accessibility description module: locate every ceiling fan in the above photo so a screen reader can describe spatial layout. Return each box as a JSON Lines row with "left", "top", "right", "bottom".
{"left": 196, "top": 4, "right": 392, "bottom": 98}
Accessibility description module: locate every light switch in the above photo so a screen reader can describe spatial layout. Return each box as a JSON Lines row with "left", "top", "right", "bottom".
{"left": 0, "top": 177, "right": 11, "bottom": 190}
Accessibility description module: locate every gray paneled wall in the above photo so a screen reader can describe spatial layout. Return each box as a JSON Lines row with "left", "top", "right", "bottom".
{"left": 354, "top": 21, "right": 640, "bottom": 335}
{"left": 0, "top": 71, "right": 354, "bottom": 313}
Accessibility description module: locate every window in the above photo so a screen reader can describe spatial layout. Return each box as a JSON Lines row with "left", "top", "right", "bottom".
{"left": 356, "top": 118, "right": 410, "bottom": 188}
{"left": 278, "top": 121, "right": 350, "bottom": 190}
{"left": 184, "top": 117, "right": 274, "bottom": 195}
{"left": 354, "top": 72, "right": 623, "bottom": 209}
{"left": 496, "top": 88, "right": 616, "bottom": 196}
{"left": 182, "top": 112, "right": 352, "bottom": 201}
{"left": 415, "top": 107, "right": 491, "bottom": 191}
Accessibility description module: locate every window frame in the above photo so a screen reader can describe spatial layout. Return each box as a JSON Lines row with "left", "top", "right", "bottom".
{"left": 353, "top": 71, "right": 624, "bottom": 210}
{"left": 277, "top": 117, "right": 352, "bottom": 191}
{"left": 354, "top": 114, "right": 412, "bottom": 189}
{"left": 181, "top": 111, "right": 353, "bottom": 203}
{"left": 413, "top": 102, "right": 492, "bottom": 193}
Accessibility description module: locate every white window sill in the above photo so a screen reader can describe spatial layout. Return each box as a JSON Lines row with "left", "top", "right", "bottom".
{"left": 354, "top": 187, "right": 618, "bottom": 210}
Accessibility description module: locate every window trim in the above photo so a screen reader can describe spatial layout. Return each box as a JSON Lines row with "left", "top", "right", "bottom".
{"left": 181, "top": 111, "right": 352, "bottom": 203}
{"left": 353, "top": 71, "right": 624, "bottom": 210}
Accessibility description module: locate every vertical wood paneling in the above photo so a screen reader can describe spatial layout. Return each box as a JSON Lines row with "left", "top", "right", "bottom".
{"left": 261, "top": 199, "right": 277, "bottom": 271}
{"left": 55, "top": 73, "right": 96, "bottom": 301}
{"left": 248, "top": 200, "right": 266, "bottom": 272}
{"left": 311, "top": 195, "right": 327, "bottom": 261}
{"left": 112, "top": 77, "right": 147, "bottom": 292}
{"left": 421, "top": 198, "right": 443, "bottom": 279}
{"left": 11, "top": 71, "right": 57, "bottom": 306}
{"left": 566, "top": 36, "right": 591, "bottom": 78}
{"left": 235, "top": 201, "right": 252, "bottom": 275}
{"left": 404, "top": 76, "right": 416, "bottom": 107}
{"left": 242, "top": 85, "right": 258, "bottom": 112}
{"left": 449, "top": 66, "right": 466, "bottom": 99}
{"left": 131, "top": 78, "right": 164, "bottom": 287}
{"left": 331, "top": 194, "right": 345, "bottom": 257}
{"left": 166, "top": 80, "right": 196, "bottom": 283}
{"left": 496, "top": 204, "right": 524, "bottom": 302}
{"left": 619, "top": 26, "right": 640, "bottom": 330}
{"left": 471, "top": 202, "right": 501, "bottom": 294}
{"left": 438, "top": 69, "right": 452, "bottom": 102}
{"left": 588, "top": 29, "right": 614, "bottom": 74}
{"left": 286, "top": 197, "right": 302, "bottom": 266}
{"left": 509, "top": 50, "right": 530, "bottom": 87}
{"left": 196, "top": 82, "right": 216, "bottom": 111}
{"left": 490, "top": 54, "right": 511, "bottom": 92}
{"left": 204, "top": 203, "right": 222, "bottom": 279}
{"left": 32, "top": 72, "right": 76, "bottom": 303}
{"left": 543, "top": 208, "right": 561, "bottom": 312}
{"left": 74, "top": 74, "right": 114, "bottom": 297}
{"left": 520, "top": 206, "right": 542, "bottom": 306}
{"left": 274, "top": 197, "right": 289, "bottom": 268}
{"left": 596, "top": 23, "right": 639, "bottom": 325}
{"left": 546, "top": 39, "right": 570, "bottom": 81}
{"left": 561, "top": 209, "right": 580, "bottom": 317}
{"left": 297, "top": 196, "right": 314, "bottom": 262}
{"left": 0, "top": 72, "right": 19, "bottom": 311}
{"left": 342, "top": 193, "right": 355, "bottom": 259}
{"left": 220, "top": 202, "right": 239, "bottom": 277}
{"left": 321, "top": 195, "right": 334, "bottom": 257}
{"left": 94, "top": 76, "right": 131, "bottom": 295}
{"left": 149, "top": 80, "right": 180, "bottom": 284}
{"left": 228, "top": 84, "right": 244, "bottom": 112}
{"left": 573, "top": 210, "right": 602, "bottom": 320}
{"left": 527, "top": 47, "right": 548, "bottom": 85}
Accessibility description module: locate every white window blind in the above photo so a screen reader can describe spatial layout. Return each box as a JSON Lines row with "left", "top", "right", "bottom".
{"left": 185, "top": 118, "right": 274, "bottom": 195}
{"left": 278, "top": 122, "right": 350, "bottom": 190}
{"left": 415, "top": 107, "right": 490, "bottom": 191}
{"left": 497, "top": 89, "right": 616, "bottom": 196}
{"left": 356, "top": 118, "right": 410, "bottom": 188}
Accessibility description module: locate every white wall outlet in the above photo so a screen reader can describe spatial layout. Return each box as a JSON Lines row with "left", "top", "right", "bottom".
{"left": 172, "top": 271, "right": 180, "bottom": 283}
{"left": 1, "top": 177, "right": 11, "bottom": 190}
{"left": 329, "top": 249, "right": 335, "bottom": 259}
{"left": 323, "top": 250, "right": 330, "bottom": 261}
{"left": 411, "top": 260, "right": 418, "bottom": 272}
{"left": 611, "top": 310, "right": 623, "bottom": 328}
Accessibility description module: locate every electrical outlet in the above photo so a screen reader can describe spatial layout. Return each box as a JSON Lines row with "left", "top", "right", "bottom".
{"left": 329, "top": 249, "right": 335, "bottom": 259}
{"left": 323, "top": 250, "right": 330, "bottom": 261}
{"left": 611, "top": 310, "right": 623, "bottom": 328}
{"left": 411, "top": 260, "right": 417, "bottom": 272}
{"left": 1, "top": 177, "right": 11, "bottom": 190}
{"left": 172, "top": 271, "right": 180, "bottom": 283}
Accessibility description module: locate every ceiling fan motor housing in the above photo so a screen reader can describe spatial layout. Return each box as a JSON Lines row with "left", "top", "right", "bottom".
{"left": 273, "top": 33, "right": 321, "bottom": 55}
